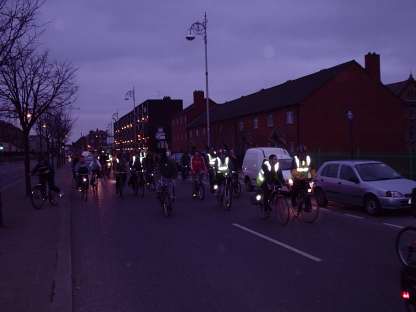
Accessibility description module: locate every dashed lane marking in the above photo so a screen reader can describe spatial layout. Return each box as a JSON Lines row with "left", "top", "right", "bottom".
{"left": 383, "top": 223, "right": 404, "bottom": 230}
{"left": 232, "top": 223, "right": 323, "bottom": 263}
{"left": 343, "top": 213, "right": 365, "bottom": 220}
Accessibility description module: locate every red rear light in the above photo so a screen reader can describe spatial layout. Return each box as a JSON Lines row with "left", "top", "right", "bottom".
{"left": 402, "top": 290, "right": 411, "bottom": 300}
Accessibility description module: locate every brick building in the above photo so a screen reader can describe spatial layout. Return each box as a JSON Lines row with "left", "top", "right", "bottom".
{"left": 386, "top": 74, "right": 416, "bottom": 150}
{"left": 170, "top": 90, "right": 217, "bottom": 153}
{"left": 114, "top": 97, "right": 182, "bottom": 153}
{"left": 72, "top": 129, "right": 108, "bottom": 154}
{"left": 188, "top": 53, "right": 408, "bottom": 160}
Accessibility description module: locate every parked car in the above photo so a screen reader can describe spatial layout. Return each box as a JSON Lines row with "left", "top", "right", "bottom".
{"left": 314, "top": 160, "right": 416, "bottom": 215}
{"left": 242, "top": 147, "right": 293, "bottom": 192}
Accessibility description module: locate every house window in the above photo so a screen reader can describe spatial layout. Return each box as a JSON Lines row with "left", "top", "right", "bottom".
{"left": 286, "top": 111, "right": 294, "bottom": 124}
{"left": 253, "top": 117, "right": 258, "bottom": 129}
{"left": 267, "top": 114, "right": 274, "bottom": 127}
{"left": 239, "top": 121, "right": 244, "bottom": 131}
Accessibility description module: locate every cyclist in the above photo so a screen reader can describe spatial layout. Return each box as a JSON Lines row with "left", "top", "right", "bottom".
{"left": 190, "top": 150, "right": 208, "bottom": 197}
{"left": 157, "top": 149, "right": 178, "bottom": 201}
{"left": 74, "top": 155, "right": 90, "bottom": 190}
{"left": 143, "top": 151, "right": 155, "bottom": 180}
{"left": 89, "top": 152, "right": 102, "bottom": 179}
{"left": 290, "top": 145, "right": 316, "bottom": 208}
{"left": 31, "top": 154, "right": 63, "bottom": 198}
{"left": 128, "top": 153, "right": 143, "bottom": 187}
{"left": 256, "top": 154, "right": 284, "bottom": 217}
{"left": 180, "top": 151, "right": 191, "bottom": 180}
{"left": 206, "top": 147, "right": 217, "bottom": 193}
{"left": 114, "top": 154, "right": 128, "bottom": 192}
{"left": 213, "top": 148, "right": 231, "bottom": 195}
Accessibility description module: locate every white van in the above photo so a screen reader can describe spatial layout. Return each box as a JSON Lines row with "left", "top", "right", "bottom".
{"left": 242, "top": 147, "right": 293, "bottom": 191}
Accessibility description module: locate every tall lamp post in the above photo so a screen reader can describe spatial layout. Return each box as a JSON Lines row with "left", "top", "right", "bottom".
{"left": 125, "top": 87, "right": 137, "bottom": 152}
{"left": 186, "top": 12, "right": 211, "bottom": 148}
{"left": 346, "top": 110, "right": 354, "bottom": 158}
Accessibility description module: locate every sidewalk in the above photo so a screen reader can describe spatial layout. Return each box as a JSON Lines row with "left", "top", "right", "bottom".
{"left": 0, "top": 167, "right": 72, "bottom": 312}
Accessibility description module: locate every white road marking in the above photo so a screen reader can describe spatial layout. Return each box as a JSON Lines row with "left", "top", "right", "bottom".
{"left": 232, "top": 223, "right": 323, "bottom": 263}
{"left": 343, "top": 213, "right": 364, "bottom": 220}
{"left": 383, "top": 223, "right": 404, "bottom": 230}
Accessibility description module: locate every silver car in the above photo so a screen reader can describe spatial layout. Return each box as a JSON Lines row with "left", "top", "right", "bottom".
{"left": 314, "top": 160, "right": 416, "bottom": 215}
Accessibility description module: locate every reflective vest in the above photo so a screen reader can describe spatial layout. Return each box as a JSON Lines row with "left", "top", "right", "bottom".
{"left": 216, "top": 156, "right": 230, "bottom": 173}
{"left": 257, "top": 160, "right": 279, "bottom": 186}
{"left": 294, "top": 155, "right": 312, "bottom": 179}
{"left": 207, "top": 153, "right": 217, "bottom": 167}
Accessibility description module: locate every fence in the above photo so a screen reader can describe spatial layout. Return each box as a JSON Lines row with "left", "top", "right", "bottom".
{"left": 311, "top": 151, "right": 416, "bottom": 180}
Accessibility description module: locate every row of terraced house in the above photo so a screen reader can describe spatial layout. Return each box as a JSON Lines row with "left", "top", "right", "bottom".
{"left": 170, "top": 52, "right": 416, "bottom": 177}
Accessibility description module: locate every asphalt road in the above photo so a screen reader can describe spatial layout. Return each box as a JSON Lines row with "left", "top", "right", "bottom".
{"left": 0, "top": 161, "right": 24, "bottom": 190}
{"left": 69, "top": 175, "right": 412, "bottom": 312}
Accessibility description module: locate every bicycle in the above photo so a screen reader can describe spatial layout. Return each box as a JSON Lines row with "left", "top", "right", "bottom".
{"left": 90, "top": 171, "right": 99, "bottom": 195}
{"left": 291, "top": 180, "right": 320, "bottom": 223}
{"left": 129, "top": 168, "right": 139, "bottom": 196}
{"left": 145, "top": 170, "right": 156, "bottom": 192}
{"left": 115, "top": 171, "right": 127, "bottom": 198}
{"left": 192, "top": 172, "right": 205, "bottom": 200}
{"left": 79, "top": 174, "right": 89, "bottom": 201}
{"left": 31, "top": 178, "right": 58, "bottom": 210}
{"left": 216, "top": 173, "right": 232, "bottom": 210}
{"left": 256, "top": 184, "right": 290, "bottom": 225}
{"left": 231, "top": 171, "right": 242, "bottom": 198}
{"left": 158, "top": 178, "right": 174, "bottom": 217}
{"left": 397, "top": 227, "right": 416, "bottom": 269}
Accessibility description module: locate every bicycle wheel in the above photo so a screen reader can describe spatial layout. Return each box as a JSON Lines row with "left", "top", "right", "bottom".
{"left": 396, "top": 227, "right": 416, "bottom": 268}
{"left": 301, "top": 194, "right": 319, "bottom": 223}
{"left": 31, "top": 186, "right": 47, "bottom": 210}
{"left": 274, "top": 194, "right": 290, "bottom": 226}
{"left": 198, "top": 183, "right": 205, "bottom": 200}
{"left": 223, "top": 184, "right": 232, "bottom": 210}
{"left": 233, "top": 181, "right": 242, "bottom": 198}
{"left": 49, "top": 191, "right": 58, "bottom": 206}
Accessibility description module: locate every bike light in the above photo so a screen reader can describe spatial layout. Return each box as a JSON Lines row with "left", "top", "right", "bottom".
{"left": 308, "top": 188, "right": 312, "bottom": 193}
{"left": 256, "top": 194, "right": 262, "bottom": 201}
{"left": 402, "top": 290, "right": 411, "bottom": 300}
{"left": 213, "top": 184, "right": 218, "bottom": 190}
{"left": 107, "top": 163, "right": 111, "bottom": 168}
{"left": 289, "top": 178, "right": 294, "bottom": 186}
{"left": 82, "top": 178, "right": 87, "bottom": 182}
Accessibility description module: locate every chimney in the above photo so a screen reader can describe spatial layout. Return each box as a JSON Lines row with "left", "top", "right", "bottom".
{"left": 193, "top": 90, "right": 205, "bottom": 113}
{"left": 365, "top": 52, "right": 381, "bottom": 82}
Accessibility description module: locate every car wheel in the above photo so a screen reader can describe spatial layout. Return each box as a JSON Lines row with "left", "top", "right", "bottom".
{"left": 364, "top": 195, "right": 381, "bottom": 216}
{"left": 314, "top": 188, "right": 328, "bottom": 207}
{"left": 245, "top": 177, "right": 253, "bottom": 192}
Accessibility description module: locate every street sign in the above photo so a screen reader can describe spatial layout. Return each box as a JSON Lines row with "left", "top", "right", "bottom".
{"left": 155, "top": 128, "right": 166, "bottom": 141}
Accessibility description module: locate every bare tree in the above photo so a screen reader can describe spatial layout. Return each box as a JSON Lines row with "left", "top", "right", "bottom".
{"left": 0, "top": 44, "right": 78, "bottom": 195}
{"left": 0, "top": 0, "right": 41, "bottom": 66}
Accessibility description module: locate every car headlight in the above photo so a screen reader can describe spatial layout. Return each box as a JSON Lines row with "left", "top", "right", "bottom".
{"left": 386, "top": 191, "right": 403, "bottom": 198}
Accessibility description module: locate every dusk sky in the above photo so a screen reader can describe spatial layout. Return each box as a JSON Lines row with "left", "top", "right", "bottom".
{"left": 39, "top": 0, "right": 415, "bottom": 142}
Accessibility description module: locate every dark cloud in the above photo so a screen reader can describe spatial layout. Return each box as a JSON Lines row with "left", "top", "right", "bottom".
{"left": 38, "top": 0, "right": 416, "bottom": 141}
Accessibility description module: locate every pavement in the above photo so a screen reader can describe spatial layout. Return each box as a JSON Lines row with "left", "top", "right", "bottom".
{"left": 0, "top": 165, "right": 72, "bottom": 312}
{"left": 1, "top": 168, "right": 415, "bottom": 312}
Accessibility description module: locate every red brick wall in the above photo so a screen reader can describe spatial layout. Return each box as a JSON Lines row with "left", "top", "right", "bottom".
{"left": 299, "top": 64, "right": 408, "bottom": 154}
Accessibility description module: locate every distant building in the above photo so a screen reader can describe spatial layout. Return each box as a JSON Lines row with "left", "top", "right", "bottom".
{"left": 114, "top": 97, "right": 183, "bottom": 153}
{"left": 71, "top": 129, "right": 108, "bottom": 155}
{"left": 188, "top": 53, "right": 408, "bottom": 158}
{"left": 386, "top": 74, "right": 416, "bottom": 150}
{"left": 0, "top": 120, "right": 23, "bottom": 152}
{"left": 170, "top": 90, "right": 217, "bottom": 153}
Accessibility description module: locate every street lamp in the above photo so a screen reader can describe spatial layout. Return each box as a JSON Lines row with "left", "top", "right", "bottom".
{"left": 125, "top": 88, "right": 137, "bottom": 152}
{"left": 186, "top": 12, "right": 211, "bottom": 148}
{"left": 346, "top": 110, "right": 354, "bottom": 158}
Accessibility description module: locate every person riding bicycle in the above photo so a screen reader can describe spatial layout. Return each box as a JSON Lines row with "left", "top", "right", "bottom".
{"left": 190, "top": 150, "right": 208, "bottom": 197}
{"left": 157, "top": 149, "right": 178, "bottom": 201}
{"left": 290, "top": 145, "right": 316, "bottom": 208}
{"left": 256, "top": 154, "right": 284, "bottom": 217}
{"left": 206, "top": 147, "right": 218, "bottom": 193}
{"left": 213, "top": 148, "right": 231, "bottom": 193}
{"left": 128, "top": 153, "right": 143, "bottom": 187}
{"left": 74, "top": 155, "right": 90, "bottom": 190}
{"left": 89, "top": 152, "right": 102, "bottom": 180}
{"left": 31, "top": 154, "right": 63, "bottom": 197}
{"left": 180, "top": 151, "right": 191, "bottom": 179}
{"left": 143, "top": 151, "right": 155, "bottom": 181}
